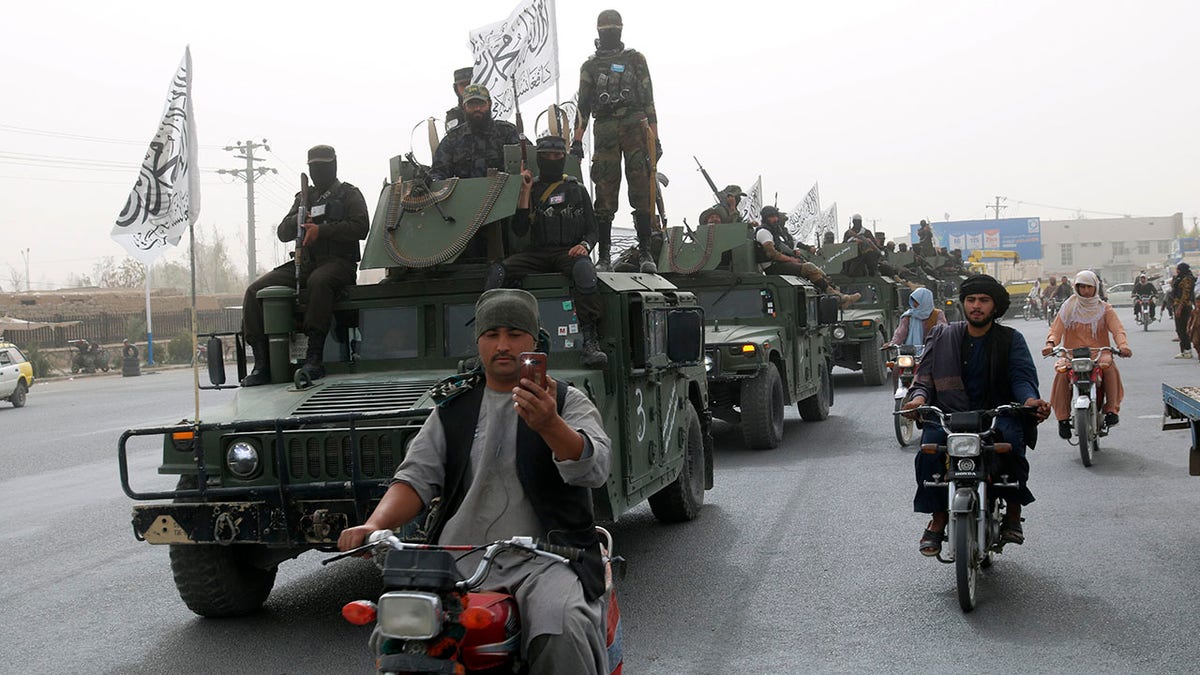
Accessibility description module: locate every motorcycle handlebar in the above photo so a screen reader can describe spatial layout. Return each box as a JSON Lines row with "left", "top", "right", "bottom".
{"left": 536, "top": 541, "right": 584, "bottom": 562}
{"left": 1046, "top": 345, "right": 1121, "bottom": 358}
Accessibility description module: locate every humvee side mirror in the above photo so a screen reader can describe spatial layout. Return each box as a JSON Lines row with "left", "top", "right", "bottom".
{"left": 817, "top": 296, "right": 841, "bottom": 325}
{"left": 666, "top": 309, "right": 704, "bottom": 364}
{"left": 206, "top": 336, "right": 226, "bottom": 386}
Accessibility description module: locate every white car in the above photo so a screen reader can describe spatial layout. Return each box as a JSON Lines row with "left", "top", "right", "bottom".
{"left": 1106, "top": 282, "right": 1134, "bottom": 308}
{"left": 0, "top": 341, "right": 34, "bottom": 408}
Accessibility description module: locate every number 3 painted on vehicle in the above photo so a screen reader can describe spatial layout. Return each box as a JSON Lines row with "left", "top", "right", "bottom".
{"left": 635, "top": 388, "right": 646, "bottom": 442}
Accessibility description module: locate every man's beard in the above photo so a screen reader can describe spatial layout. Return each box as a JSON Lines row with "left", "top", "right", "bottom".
{"left": 966, "top": 313, "right": 994, "bottom": 329}
{"left": 467, "top": 111, "right": 490, "bottom": 130}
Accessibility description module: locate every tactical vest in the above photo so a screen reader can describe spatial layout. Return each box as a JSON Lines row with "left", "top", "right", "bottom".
{"left": 431, "top": 379, "right": 605, "bottom": 602}
{"left": 754, "top": 225, "right": 795, "bottom": 263}
{"left": 587, "top": 49, "right": 644, "bottom": 118}
{"left": 303, "top": 181, "right": 362, "bottom": 264}
{"left": 530, "top": 178, "right": 591, "bottom": 249}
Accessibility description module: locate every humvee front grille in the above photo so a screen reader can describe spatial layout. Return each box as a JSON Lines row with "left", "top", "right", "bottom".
{"left": 292, "top": 380, "right": 437, "bottom": 415}
{"left": 279, "top": 429, "right": 403, "bottom": 480}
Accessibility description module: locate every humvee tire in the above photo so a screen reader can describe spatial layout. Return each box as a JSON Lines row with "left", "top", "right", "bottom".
{"left": 861, "top": 333, "right": 887, "bottom": 386}
{"left": 741, "top": 365, "right": 784, "bottom": 449}
{"left": 649, "top": 405, "right": 705, "bottom": 523}
{"left": 168, "top": 477, "right": 277, "bottom": 617}
{"left": 797, "top": 362, "right": 831, "bottom": 422}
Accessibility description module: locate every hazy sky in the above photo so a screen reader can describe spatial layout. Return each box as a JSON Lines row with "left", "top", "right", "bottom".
{"left": 2, "top": 0, "right": 1197, "bottom": 290}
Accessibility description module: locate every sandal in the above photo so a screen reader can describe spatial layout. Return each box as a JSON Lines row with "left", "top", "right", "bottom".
{"left": 919, "top": 526, "right": 946, "bottom": 556}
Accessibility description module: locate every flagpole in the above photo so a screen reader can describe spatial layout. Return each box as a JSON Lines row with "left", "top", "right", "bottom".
{"left": 190, "top": 222, "right": 199, "bottom": 425}
{"left": 552, "top": 0, "right": 560, "bottom": 103}
{"left": 144, "top": 267, "right": 154, "bottom": 365}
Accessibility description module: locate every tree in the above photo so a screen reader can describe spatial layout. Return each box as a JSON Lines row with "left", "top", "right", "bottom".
{"left": 151, "top": 225, "right": 246, "bottom": 294}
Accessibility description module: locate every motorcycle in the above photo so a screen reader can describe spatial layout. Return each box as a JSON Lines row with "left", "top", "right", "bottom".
{"left": 1021, "top": 295, "right": 1043, "bottom": 322}
{"left": 884, "top": 343, "right": 923, "bottom": 447}
{"left": 68, "top": 339, "right": 110, "bottom": 374}
{"left": 1049, "top": 346, "right": 1118, "bottom": 467}
{"left": 896, "top": 403, "right": 1030, "bottom": 612}
{"left": 329, "top": 529, "right": 624, "bottom": 674}
{"left": 1133, "top": 295, "right": 1157, "bottom": 331}
{"left": 1045, "top": 298, "right": 1062, "bottom": 326}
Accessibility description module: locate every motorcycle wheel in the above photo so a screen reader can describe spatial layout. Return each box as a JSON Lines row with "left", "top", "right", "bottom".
{"left": 893, "top": 398, "right": 915, "bottom": 447}
{"left": 1076, "top": 407, "right": 1093, "bottom": 467}
{"left": 954, "top": 512, "right": 978, "bottom": 612}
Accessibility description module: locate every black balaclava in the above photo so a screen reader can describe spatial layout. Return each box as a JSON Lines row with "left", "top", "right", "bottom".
{"left": 539, "top": 154, "right": 566, "bottom": 179}
{"left": 309, "top": 160, "right": 337, "bottom": 193}
{"left": 596, "top": 10, "right": 623, "bottom": 52}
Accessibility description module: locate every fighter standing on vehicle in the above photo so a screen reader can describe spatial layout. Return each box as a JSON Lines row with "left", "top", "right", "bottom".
{"left": 240, "top": 145, "right": 369, "bottom": 386}
{"left": 444, "top": 66, "right": 474, "bottom": 133}
{"left": 485, "top": 136, "right": 609, "bottom": 368}
{"left": 902, "top": 275, "right": 1051, "bottom": 555}
{"left": 339, "top": 289, "right": 611, "bottom": 674}
{"left": 573, "top": 9, "right": 660, "bottom": 273}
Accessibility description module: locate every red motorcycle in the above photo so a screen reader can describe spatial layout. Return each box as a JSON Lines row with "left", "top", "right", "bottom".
{"left": 330, "top": 530, "right": 624, "bottom": 674}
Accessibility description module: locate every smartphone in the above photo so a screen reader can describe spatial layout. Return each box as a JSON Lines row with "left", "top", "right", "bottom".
{"left": 519, "top": 352, "right": 548, "bottom": 388}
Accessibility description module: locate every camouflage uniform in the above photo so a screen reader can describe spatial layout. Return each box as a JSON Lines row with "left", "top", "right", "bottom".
{"left": 576, "top": 16, "right": 657, "bottom": 270}
{"left": 430, "top": 119, "right": 520, "bottom": 181}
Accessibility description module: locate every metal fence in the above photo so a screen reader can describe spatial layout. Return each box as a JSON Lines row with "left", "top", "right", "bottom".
{"left": 2, "top": 308, "right": 243, "bottom": 350}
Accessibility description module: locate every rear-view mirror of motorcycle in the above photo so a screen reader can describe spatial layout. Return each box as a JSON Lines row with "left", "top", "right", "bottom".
{"left": 206, "top": 337, "right": 225, "bottom": 386}
{"left": 666, "top": 309, "right": 703, "bottom": 364}
{"left": 817, "top": 295, "right": 840, "bottom": 325}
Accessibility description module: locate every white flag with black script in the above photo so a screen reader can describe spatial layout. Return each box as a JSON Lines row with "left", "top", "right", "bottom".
{"left": 469, "top": 0, "right": 559, "bottom": 121}
{"left": 788, "top": 182, "right": 821, "bottom": 242}
{"left": 737, "top": 176, "right": 763, "bottom": 224}
{"left": 111, "top": 47, "right": 199, "bottom": 264}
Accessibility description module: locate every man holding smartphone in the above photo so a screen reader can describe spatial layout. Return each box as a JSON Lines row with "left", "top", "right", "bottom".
{"left": 338, "top": 289, "right": 612, "bottom": 675}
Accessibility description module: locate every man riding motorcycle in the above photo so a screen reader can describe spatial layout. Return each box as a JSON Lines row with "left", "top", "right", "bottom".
{"left": 1042, "top": 270, "right": 1132, "bottom": 438}
{"left": 338, "top": 289, "right": 612, "bottom": 674}
{"left": 901, "top": 275, "right": 1051, "bottom": 556}
{"left": 1132, "top": 273, "right": 1158, "bottom": 321}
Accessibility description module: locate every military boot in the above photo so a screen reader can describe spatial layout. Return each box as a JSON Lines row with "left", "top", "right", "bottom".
{"left": 612, "top": 246, "right": 638, "bottom": 273}
{"left": 241, "top": 340, "right": 270, "bottom": 387}
{"left": 633, "top": 212, "right": 658, "bottom": 274}
{"left": 638, "top": 247, "right": 658, "bottom": 274}
{"left": 580, "top": 323, "right": 609, "bottom": 368}
{"left": 594, "top": 244, "right": 612, "bottom": 273}
{"left": 299, "top": 329, "right": 327, "bottom": 382}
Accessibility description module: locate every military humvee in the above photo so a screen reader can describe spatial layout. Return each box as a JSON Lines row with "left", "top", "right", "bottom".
{"left": 658, "top": 222, "right": 839, "bottom": 449}
{"left": 807, "top": 240, "right": 905, "bottom": 386}
{"left": 118, "top": 147, "right": 712, "bottom": 617}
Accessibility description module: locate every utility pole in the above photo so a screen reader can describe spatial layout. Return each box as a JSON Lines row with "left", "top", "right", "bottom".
{"left": 219, "top": 140, "right": 277, "bottom": 279}
{"left": 986, "top": 195, "right": 1007, "bottom": 220}
{"left": 20, "top": 248, "right": 30, "bottom": 291}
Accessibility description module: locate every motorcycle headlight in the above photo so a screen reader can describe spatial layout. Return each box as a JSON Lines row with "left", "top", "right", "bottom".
{"left": 704, "top": 354, "right": 714, "bottom": 373}
{"left": 956, "top": 458, "right": 977, "bottom": 472}
{"left": 226, "top": 440, "right": 260, "bottom": 478}
{"left": 946, "top": 434, "right": 981, "bottom": 457}
{"left": 1071, "top": 358, "right": 1093, "bottom": 373}
{"left": 896, "top": 355, "right": 915, "bottom": 369}
{"left": 832, "top": 326, "right": 847, "bottom": 340}
{"left": 378, "top": 591, "right": 443, "bottom": 640}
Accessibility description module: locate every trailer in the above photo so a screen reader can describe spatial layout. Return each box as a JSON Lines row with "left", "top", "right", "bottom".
{"left": 1161, "top": 383, "right": 1200, "bottom": 475}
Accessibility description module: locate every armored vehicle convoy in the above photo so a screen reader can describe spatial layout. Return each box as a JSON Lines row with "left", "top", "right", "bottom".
{"left": 118, "top": 147, "right": 712, "bottom": 617}
{"left": 658, "top": 222, "right": 839, "bottom": 449}
{"left": 805, "top": 239, "right": 905, "bottom": 386}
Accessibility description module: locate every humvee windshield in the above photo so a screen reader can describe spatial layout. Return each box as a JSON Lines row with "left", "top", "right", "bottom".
{"left": 444, "top": 298, "right": 584, "bottom": 357}
{"left": 695, "top": 288, "right": 774, "bottom": 321}
{"left": 838, "top": 283, "right": 879, "bottom": 304}
{"left": 355, "top": 306, "right": 420, "bottom": 360}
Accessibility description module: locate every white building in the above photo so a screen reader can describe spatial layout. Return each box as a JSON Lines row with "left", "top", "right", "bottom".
{"left": 1036, "top": 212, "right": 1183, "bottom": 284}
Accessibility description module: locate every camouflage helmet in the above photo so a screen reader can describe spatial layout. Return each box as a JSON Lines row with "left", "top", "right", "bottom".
{"left": 720, "top": 184, "right": 746, "bottom": 198}
{"left": 462, "top": 84, "right": 491, "bottom": 104}
{"left": 535, "top": 135, "right": 567, "bottom": 154}
{"left": 699, "top": 207, "right": 725, "bottom": 224}
{"left": 597, "top": 9, "right": 622, "bottom": 28}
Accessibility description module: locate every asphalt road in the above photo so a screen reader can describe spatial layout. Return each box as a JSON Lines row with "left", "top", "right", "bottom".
{"left": 2, "top": 314, "right": 1199, "bottom": 674}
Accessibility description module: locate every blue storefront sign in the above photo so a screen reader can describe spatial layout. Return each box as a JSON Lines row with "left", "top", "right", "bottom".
{"left": 909, "top": 217, "right": 1042, "bottom": 261}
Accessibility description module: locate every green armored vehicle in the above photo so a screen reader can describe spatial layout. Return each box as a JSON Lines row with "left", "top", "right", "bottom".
{"left": 118, "top": 148, "right": 712, "bottom": 617}
{"left": 658, "top": 222, "right": 839, "bottom": 449}
{"left": 808, "top": 239, "right": 905, "bottom": 386}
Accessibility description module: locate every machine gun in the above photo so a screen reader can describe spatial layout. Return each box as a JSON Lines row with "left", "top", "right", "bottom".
{"left": 394, "top": 152, "right": 455, "bottom": 227}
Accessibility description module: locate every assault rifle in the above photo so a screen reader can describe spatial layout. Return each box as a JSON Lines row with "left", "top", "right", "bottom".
{"left": 693, "top": 155, "right": 722, "bottom": 204}
{"left": 295, "top": 173, "right": 311, "bottom": 294}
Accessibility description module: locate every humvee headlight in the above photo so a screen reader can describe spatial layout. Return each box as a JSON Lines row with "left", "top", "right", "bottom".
{"left": 378, "top": 591, "right": 443, "bottom": 640}
{"left": 226, "top": 440, "right": 260, "bottom": 478}
{"left": 896, "top": 355, "right": 915, "bottom": 369}
{"left": 704, "top": 354, "right": 714, "bottom": 373}
{"left": 740, "top": 344, "right": 756, "bottom": 354}
{"left": 832, "top": 326, "right": 847, "bottom": 340}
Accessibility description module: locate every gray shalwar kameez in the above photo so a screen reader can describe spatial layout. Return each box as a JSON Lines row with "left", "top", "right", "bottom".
{"left": 392, "top": 385, "right": 612, "bottom": 675}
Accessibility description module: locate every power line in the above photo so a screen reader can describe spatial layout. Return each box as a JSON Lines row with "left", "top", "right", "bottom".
{"left": 1009, "top": 198, "right": 1132, "bottom": 219}
{"left": 0, "top": 123, "right": 225, "bottom": 149}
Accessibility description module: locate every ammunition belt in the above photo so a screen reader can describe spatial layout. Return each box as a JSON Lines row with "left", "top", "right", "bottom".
{"left": 384, "top": 173, "right": 509, "bottom": 268}
{"left": 668, "top": 225, "right": 718, "bottom": 275}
